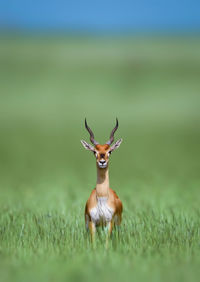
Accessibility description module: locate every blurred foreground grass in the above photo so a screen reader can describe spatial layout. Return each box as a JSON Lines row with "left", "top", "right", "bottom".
{"left": 0, "top": 36, "right": 200, "bottom": 282}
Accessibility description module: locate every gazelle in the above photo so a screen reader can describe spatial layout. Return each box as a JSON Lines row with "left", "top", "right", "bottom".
{"left": 81, "top": 118, "right": 123, "bottom": 242}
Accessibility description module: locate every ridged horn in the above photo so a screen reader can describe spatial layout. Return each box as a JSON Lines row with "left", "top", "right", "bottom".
{"left": 85, "top": 118, "right": 99, "bottom": 145}
{"left": 106, "top": 118, "right": 119, "bottom": 145}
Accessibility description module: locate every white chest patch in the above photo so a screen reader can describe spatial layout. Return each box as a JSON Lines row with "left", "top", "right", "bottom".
{"left": 90, "top": 197, "right": 114, "bottom": 224}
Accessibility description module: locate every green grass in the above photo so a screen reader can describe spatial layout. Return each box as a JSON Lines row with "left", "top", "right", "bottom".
{"left": 0, "top": 36, "right": 200, "bottom": 282}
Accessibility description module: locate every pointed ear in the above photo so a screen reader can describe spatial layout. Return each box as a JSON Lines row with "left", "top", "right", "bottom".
{"left": 110, "top": 138, "right": 123, "bottom": 152}
{"left": 80, "top": 140, "right": 95, "bottom": 152}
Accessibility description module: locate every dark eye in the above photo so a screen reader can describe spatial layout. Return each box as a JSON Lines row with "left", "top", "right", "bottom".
{"left": 108, "top": 151, "right": 112, "bottom": 155}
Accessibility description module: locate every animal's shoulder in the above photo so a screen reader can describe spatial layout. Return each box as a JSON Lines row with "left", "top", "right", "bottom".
{"left": 89, "top": 188, "right": 97, "bottom": 199}
{"left": 108, "top": 188, "right": 123, "bottom": 213}
{"left": 85, "top": 189, "right": 97, "bottom": 213}
{"left": 109, "top": 188, "right": 119, "bottom": 199}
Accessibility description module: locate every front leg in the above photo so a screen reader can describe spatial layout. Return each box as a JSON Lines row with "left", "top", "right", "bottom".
{"left": 105, "top": 220, "right": 113, "bottom": 249}
{"left": 89, "top": 221, "right": 96, "bottom": 245}
{"left": 107, "top": 220, "right": 113, "bottom": 237}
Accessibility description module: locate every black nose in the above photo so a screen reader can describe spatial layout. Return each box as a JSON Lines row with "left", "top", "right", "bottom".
{"left": 100, "top": 160, "right": 106, "bottom": 164}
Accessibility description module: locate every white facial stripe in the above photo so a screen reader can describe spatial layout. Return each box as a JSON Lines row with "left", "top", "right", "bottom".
{"left": 98, "top": 161, "right": 107, "bottom": 168}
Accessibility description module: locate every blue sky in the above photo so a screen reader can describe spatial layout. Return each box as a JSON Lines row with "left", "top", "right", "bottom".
{"left": 0, "top": 0, "right": 200, "bottom": 32}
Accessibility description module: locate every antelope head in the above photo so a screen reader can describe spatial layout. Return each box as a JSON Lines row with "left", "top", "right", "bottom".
{"left": 81, "top": 118, "right": 122, "bottom": 168}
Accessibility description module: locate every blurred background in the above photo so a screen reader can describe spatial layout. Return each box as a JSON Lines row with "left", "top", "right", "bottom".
{"left": 0, "top": 0, "right": 199, "bottom": 187}
{"left": 0, "top": 1, "right": 200, "bottom": 282}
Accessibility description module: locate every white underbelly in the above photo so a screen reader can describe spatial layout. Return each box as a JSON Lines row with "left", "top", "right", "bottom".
{"left": 90, "top": 197, "right": 114, "bottom": 225}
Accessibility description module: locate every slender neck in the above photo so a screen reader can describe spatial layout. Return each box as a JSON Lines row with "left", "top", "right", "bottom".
{"left": 96, "top": 164, "right": 109, "bottom": 197}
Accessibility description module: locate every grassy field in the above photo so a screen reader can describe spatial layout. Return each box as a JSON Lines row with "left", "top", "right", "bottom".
{"left": 0, "top": 36, "right": 200, "bottom": 282}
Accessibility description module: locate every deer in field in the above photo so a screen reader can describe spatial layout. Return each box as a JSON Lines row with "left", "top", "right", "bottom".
{"left": 81, "top": 118, "right": 123, "bottom": 243}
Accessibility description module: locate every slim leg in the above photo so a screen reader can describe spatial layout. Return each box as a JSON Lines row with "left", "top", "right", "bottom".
{"left": 108, "top": 220, "right": 113, "bottom": 237}
{"left": 89, "top": 221, "right": 96, "bottom": 246}
{"left": 106, "top": 220, "right": 113, "bottom": 249}
{"left": 85, "top": 214, "right": 89, "bottom": 232}
{"left": 114, "top": 213, "right": 122, "bottom": 226}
